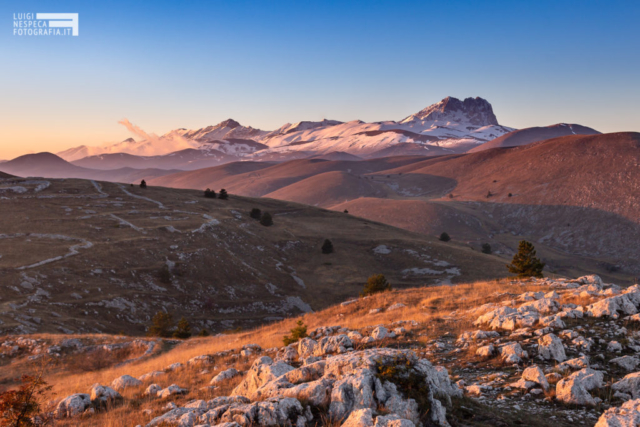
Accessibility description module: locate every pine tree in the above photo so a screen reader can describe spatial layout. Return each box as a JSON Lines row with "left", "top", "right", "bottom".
{"left": 148, "top": 311, "right": 173, "bottom": 337}
{"left": 507, "top": 240, "right": 545, "bottom": 278}
{"left": 439, "top": 232, "right": 451, "bottom": 242}
{"left": 361, "top": 274, "right": 391, "bottom": 296}
{"left": 321, "top": 239, "right": 333, "bottom": 254}
{"left": 283, "top": 320, "right": 308, "bottom": 346}
{"left": 250, "top": 208, "right": 262, "bottom": 220}
{"left": 204, "top": 188, "right": 216, "bottom": 198}
{"left": 173, "top": 317, "right": 192, "bottom": 339}
{"left": 218, "top": 189, "right": 229, "bottom": 200}
{"left": 140, "top": 179, "right": 147, "bottom": 188}
{"left": 260, "top": 212, "right": 273, "bottom": 227}
{"left": 482, "top": 243, "right": 492, "bottom": 254}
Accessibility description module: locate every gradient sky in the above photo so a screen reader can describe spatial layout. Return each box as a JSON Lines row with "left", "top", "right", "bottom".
{"left": 1, "top": 0, "right": 638, "bottom": 159}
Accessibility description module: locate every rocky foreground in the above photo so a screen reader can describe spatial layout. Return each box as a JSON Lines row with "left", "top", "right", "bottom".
{"left": 23, "top": 275, "right": 640, "bottom": 426}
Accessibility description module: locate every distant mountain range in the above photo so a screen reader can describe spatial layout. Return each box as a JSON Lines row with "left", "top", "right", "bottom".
{"left": 37, "top": 96, "right": 598, "bottom": 174}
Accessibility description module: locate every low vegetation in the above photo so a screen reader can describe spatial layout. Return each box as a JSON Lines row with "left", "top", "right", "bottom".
{"left": 361, "top": 273, "right": 391, "bottom": 296}
{"left": 259, "top": 212, "right": 273, "bottom": 227}
{"left": 282, "top": 320, "right": 308, "bottom": 346}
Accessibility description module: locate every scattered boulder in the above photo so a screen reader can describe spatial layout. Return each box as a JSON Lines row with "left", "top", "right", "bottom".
{"left": 111, "top": 374, "right": 142, "bottom": 391}
{"left": 611, "top": 356, "right": 640, "bottom": 371}
{"left": 144, "top": 384, "right": 162, "bottom": 396}
{"left": 158, "top": 384, "right": 188, "bottom": 398}
{"left": 476, "top": 344, "right": 494, "bottom": 358}
{"left": 613, "top": 372, "right": 640, "bottom": 398}
{"left": 499, "top": 342, "right": 528, "bottom": 364}
{"left": 522, "top": 365, "right": 549, "bottom": 390}
{"left": 537, "top": 333, "right": 566, "bottom": 362}
{"left": 55, "top": 393, "right": 91, "bottom": 418}
{"left": 556, "top": 368, "right": 604, "bottom": 406}
{"left": 211, "top": 368, "right": 240, "bottom": 385}
{"left": 371, "top": 326, "right": 389, "bottom": 340}
{"left": 89, "top": 384, "right": 122, "bottom": 405}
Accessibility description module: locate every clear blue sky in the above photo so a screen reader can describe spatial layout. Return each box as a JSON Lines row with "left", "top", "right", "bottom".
{"left": 0, "top": 0, "right": 638, "bottom": 158}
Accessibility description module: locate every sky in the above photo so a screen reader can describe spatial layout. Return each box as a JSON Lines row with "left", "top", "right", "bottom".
{"left": 0, "top": 0, "right": 638, "bottom": 159}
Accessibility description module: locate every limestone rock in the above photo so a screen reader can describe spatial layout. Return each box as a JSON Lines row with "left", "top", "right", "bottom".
{"left": 111, "top": 374, "right": 142, "bottom": 391}
{"left": 54, "top": 393, "right": 91, "bottom": 418}
{"left": 522, "top": 365, "right": 549, "bottom": 390}
{"left": 595, "top": 398, "right": 640, "bottom": 426}
{"left": 537, "top": 333, "right": 566, "bottom": 362}
{"left": 211, "top": 368, "right": 240, "bottom": 385}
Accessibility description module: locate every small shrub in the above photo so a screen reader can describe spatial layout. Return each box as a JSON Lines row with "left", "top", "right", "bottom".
{"left": 506, "top": 240, "right": 545, "bottom": 278}
{"left": 448, "top": 193, "right": 454, "bottom": 199}
{"left": 486, "top": 190, "right": 492, "bottom": 198}
{"left": 158, "top": 265, "right": 172, "bottom": 284}
{"left": 0, "top": 374, "right": 53, "bottom": 427}
{"left": 204, "top": 188, "right": 216, "bottom": 198}
{"left": 218, "top": 189, "right": 229, "bottom": 200}
{"left": 439, "top": 232, "right": 450, "bottom": 242}
{"left": 361, "top": 274, "right": 391, "bottom": 296}
{"left": 321, "top": 239, "right": 333, "bottom": 254}
{"left": 197, "top": 329, "right": 210, "bottom": 337}
{"left": 481, "top": 243, "right": 492, "bottom": 254}
{"left": 260, "top": 212, "right": 273, "bottom": 226}
{"left": 508, "top": 193, "right": 513, "bottom": 197}
{"left": 283, "top": 320, "right": 308, "bottom": 346}
{"left": 250, "top": 208, "right": 261, "bottom": 220}
{"left": 140, "top": 180, "right": 147, "bottom": 188}
{"left": 173, "top": 317, "right": 192, "bottom": 339}
{"left": 343, "top": 209, "right": 349, "bottom": 214}
{"left": 148, "top": 311, "right": 173, "bottom": 338}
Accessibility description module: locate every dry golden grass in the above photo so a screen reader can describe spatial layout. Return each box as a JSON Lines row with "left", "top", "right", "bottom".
{"left": 1, "top": 278, "right": 566, "bottom": 426}
{"left": 40, "top": 278, "right": 549, "bottom": 400}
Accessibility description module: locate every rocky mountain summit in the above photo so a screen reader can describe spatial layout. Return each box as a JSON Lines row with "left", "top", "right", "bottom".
{"left": 15, "top": 274, "right": 640, "bottom": 426}
{"left": 400, "top": 97, "right": 499, "bottom": 127}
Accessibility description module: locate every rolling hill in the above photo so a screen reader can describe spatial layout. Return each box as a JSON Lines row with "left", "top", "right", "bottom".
{"left": 149, "top": 156, "right": 427, "bottom": 196}
{"left": 468, "top": 123, "right": 601, "bottom": 153}
{"left": 0, "top": 152, "right": 180, "bottom": 183}
{"left": 150, "top": 132, "right": 640, "bottom": 281}
{"left": 0, "top": 176, "right": 508, "bottom": 335}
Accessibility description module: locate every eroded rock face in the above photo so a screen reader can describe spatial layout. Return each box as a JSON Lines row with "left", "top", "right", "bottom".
{"left": 297, "top": 338, "right": 318, "bottom": 359}
{"left": 147, "top": 348, "right": 458, "bottom": 427}
{"left": 232, "top": 356, "right": 296, "bottom": 399}
{"left": 314, "top": 334, "right": 353, "bottom": 356}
